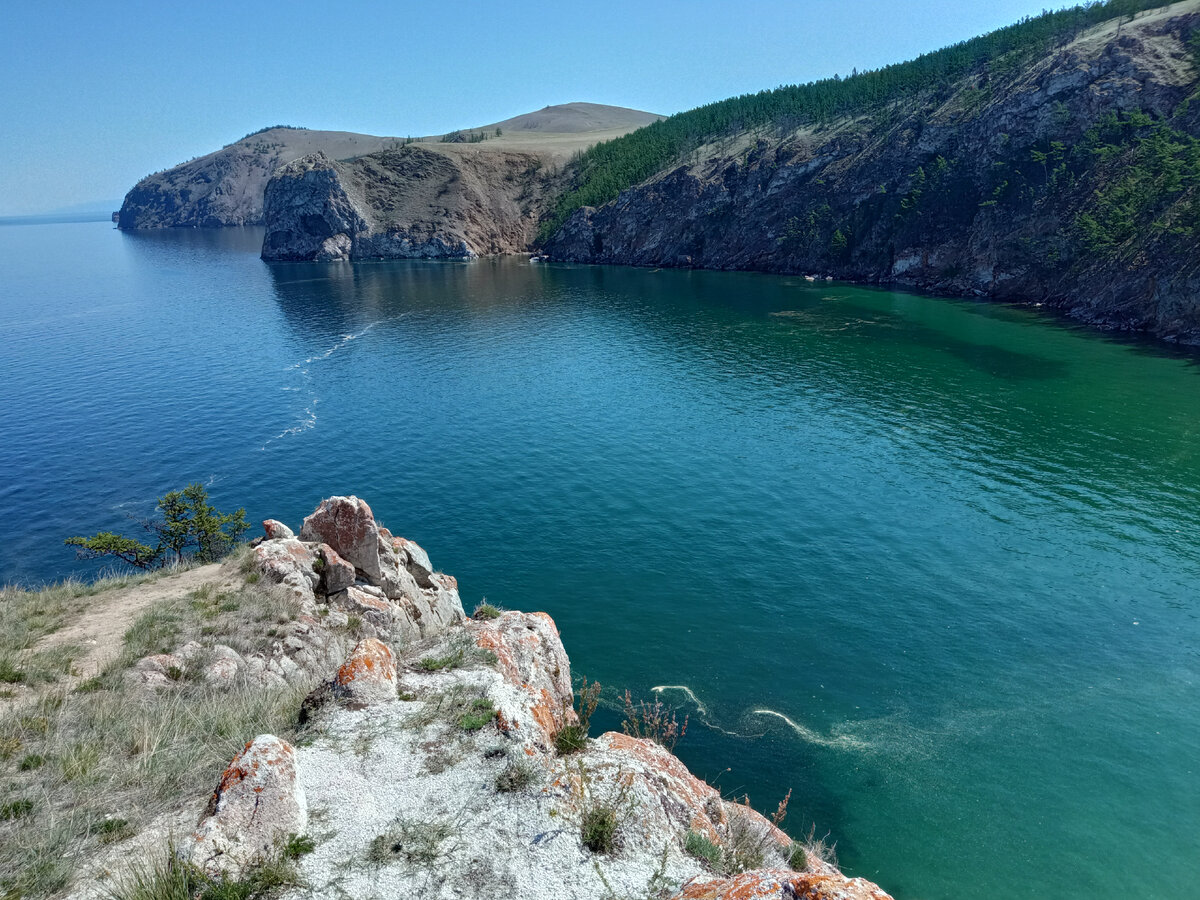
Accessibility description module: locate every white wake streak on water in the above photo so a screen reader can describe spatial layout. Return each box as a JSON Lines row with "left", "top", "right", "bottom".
{"left": 261, "top": 319, "right": 397, "bottom": 450}
{"left": 749, "top": 709, "right": 873, "bottom": 752}
{"left": 651, "top": 685, "right": 709, "bottom": 716}
{"left": 652, "top": 684, "right": 886, "bottom": 751}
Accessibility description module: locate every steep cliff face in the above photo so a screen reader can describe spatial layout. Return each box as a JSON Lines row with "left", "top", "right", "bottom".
{"left": 545, "top": 3, "right": 1200, "bottom": 341}
{"left": 117, "top": 128, "right": 404, "bottom": 228}
{"left": 261, "top": 145, "right": 558, "bottom": 261}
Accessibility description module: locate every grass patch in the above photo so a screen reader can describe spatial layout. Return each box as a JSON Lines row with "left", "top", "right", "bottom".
{"left": 0, "top": 798, "right": 34, "bottom": 820}
{"left": 366, "top": 816, "right": 456, "bottom": 867}
{"left": 472, "top": 601, "right": 501, "bottom": 620}
{"left": 0, "top": 568, "right": 316, "bottom": 900}
{"left": 416, "top": 634, "right": 496, "bottom": 672}
{"left": 684, "top": 829, "right": 723, "bottom": 868}
{"left": 107, "top": 841, "right": 303, "bottom": 900}
{"left": 495, "top": 756, "right": 539, "bottom": 793}
{"left": 457, "top": 698, "right": 496, "bottom": 732}
{"left": 96, "top": 816, "right": 136, "bottom": 844}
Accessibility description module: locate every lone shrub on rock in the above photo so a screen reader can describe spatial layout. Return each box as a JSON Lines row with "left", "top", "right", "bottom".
{"left": 66, "top": 483, "right": 248, "bottom": 570}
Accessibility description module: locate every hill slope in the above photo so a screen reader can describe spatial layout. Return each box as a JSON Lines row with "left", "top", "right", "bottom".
{"left": 118, "top": 105, "right": 660, "bottom": 229}
{"left": 543, "top": 0, "right": 1200, "bottom": 341}
{"left": 117, "top": 128, "right": 405, "bottom": 228}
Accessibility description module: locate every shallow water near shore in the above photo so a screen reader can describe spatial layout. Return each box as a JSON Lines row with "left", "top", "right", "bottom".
{"left": 2, "top": 222, "right": 1198, "bottom": 899}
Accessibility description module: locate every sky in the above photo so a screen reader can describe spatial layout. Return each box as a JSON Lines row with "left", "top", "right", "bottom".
{"left": 1, "top": 0, "right": 1074, "bottom": 215}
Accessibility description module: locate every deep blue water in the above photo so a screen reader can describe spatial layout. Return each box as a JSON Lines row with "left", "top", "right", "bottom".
{"left": 2, "top": 222, "right": 1198, "bottom": 899}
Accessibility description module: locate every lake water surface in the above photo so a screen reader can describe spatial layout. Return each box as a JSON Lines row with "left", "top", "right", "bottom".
{"left": 1, "top": 222, "right": 1197, "bottom": 899}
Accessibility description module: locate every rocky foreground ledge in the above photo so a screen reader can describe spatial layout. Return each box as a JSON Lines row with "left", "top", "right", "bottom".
{"left": 151, "top": 495, "right": 893, "bottom": 899}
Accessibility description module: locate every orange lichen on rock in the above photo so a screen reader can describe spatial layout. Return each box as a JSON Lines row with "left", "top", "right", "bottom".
{"left": 333, "top": 638, "right": 397, "bottom": 706}
{"left": 188, "top": 735, "right": 307, "bottom": 877}
{"left": 672, "top": 870, "right": 893, "bottom": 900}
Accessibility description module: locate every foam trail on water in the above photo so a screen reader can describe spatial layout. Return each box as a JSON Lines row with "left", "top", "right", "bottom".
{"left": 260, "top": 399, "right": 319, "bottom": 450}
{"left": 651, "top": 685, "right": 709, "bottom": 716}
{"left": 750, "top": 709, "right": 872, "bottom": 752}
{"left": 288, "top": 320, "right": 385, "bottom": 369}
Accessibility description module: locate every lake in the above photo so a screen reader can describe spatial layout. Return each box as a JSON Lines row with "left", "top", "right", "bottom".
{"left": 1, "top": 221, "right": 1197, "bottom": 899}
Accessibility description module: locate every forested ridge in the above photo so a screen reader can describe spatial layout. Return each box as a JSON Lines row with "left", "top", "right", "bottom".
{"left": 541, "top": 0, "right": 1185, "bottom": 240}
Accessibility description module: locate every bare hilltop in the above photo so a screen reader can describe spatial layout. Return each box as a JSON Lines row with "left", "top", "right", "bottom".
{"left": 115, "top": 103, "right": 662, "bottom": 230}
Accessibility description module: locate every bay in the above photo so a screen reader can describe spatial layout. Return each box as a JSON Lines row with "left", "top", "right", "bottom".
{"left": 1, "top": 222, "right": 1197, "bottom": 899}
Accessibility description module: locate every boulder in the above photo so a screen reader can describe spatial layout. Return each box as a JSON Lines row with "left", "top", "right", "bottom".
{"left": 333, "top": 638, "right": 397, "bottom": 707}
{"left": 188, "top": 735, "right": 306, "bottom": 876}
{"left": 262, "top": 519, "right": 295, "bottom": 541}
{"left": 299, "top": 496, "right": 420, "bottom": 601}
{"left": 314, "top": 543, "right": 356, "bottom": 595}
{"left": 253, "top": 538, "right": 319, "bottom": 601}
{"left": 129, "top": 653, "right": 184, "bottom": 688}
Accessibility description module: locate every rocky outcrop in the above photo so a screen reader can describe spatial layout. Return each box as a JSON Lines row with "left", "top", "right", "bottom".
{"left": 188, "top": 735, "right": 307, "bottom": 876}
{"left": 127, "top": 496, "right": 464, "bottom": 692}
{"left": 169, "top": 493, "right": 893, "bottom": 899}
{"left": 544, "top": 5, "right": 1200, "bottom": 342}
{"left": 260, "top": 145, "right": 559, "bottom": 261}
{"left": 117, "top": 128, "right": 404, "bottom": 229}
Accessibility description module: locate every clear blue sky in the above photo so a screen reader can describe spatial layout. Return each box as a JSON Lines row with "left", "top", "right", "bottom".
{"left": 1, "top": 0, "right": 1067, "bottom": 215}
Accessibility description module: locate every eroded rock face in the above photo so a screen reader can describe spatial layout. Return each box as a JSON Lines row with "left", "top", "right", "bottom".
{"left": 188, "top": 735, "right": 307, "bottom": 876}
{"left": 260, "top": 144, "right": 561, "bottom": 262}
{"left": 470, "top": 611, "right": 575, "bottom": 750}
{"left": 333, "top": 638, "right": 397, "bottom": 706}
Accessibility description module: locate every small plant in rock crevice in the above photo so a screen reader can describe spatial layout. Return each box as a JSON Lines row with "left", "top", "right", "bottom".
{"left": 554, "top": 676, "right": 600, "bottom": 755}
{"left": 472, "top": 600, "right": 501, "bottom": 620}
{"left": 575, "top": 760, "right": 638, "bottom": 854}
{"left": 684, "top": 829, "right": 723, "bottom": 869}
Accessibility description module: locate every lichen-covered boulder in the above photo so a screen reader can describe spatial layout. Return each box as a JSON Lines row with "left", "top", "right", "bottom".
{"left": 188, "top": 735, "right": 306, "bottom": 876}
{"left": 314, "top": 542, "right": 356, "bottom": 595}
{"left": 253, "top": 538, "right": 319, "bottom": 601}
{"left": 470, "top": 611, "right": 575, "bottom": 750}
{"left": 333, "top": 638, "right": 397, "bottom": 706}
{"left": 671, "top": 870, "right": 893, "bottom": 900}
{"left": 262, "top": 519, "right": 295, "bottom": 540}
{"left": 299, "top": 496, "right": 420, "bottom": 601}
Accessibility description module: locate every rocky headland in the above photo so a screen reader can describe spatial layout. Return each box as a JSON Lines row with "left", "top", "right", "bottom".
{"left": 116, "top": 128, "right": 408, "bottom": 229}
{"left": 0, "top": 495, "right": 893, "bottom": 899}
{"left": 117, "top": 104, "right": 661, "bottom": 234}
{"left": 542, "top": 2, "right": 1200, "bottom": 341}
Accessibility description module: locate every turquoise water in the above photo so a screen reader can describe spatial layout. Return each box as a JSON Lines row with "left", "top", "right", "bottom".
{"left": 2, "top": 222, "right": 1197, "bottom": 899}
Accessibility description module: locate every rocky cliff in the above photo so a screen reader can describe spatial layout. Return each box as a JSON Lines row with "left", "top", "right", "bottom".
{"left": 259, "top": 146, "right": 559, "bottom": 262}
{"left": 543, "top": 2, "right": 1200, "bottom": 341}
{"left": 117, "top": 128, "right": 405, "bottom": 228}
{"left": 54, "top": 495, "right": 893, "bottom": 899}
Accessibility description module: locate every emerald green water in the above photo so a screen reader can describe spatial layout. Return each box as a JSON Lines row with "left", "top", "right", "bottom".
{"left": 1, "top": 224, "right": 1197, "bottom": 898}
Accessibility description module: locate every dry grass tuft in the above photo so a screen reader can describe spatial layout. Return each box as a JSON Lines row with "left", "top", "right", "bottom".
{"left": 0, "top": 563, "right": 315, "bottom": 900}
